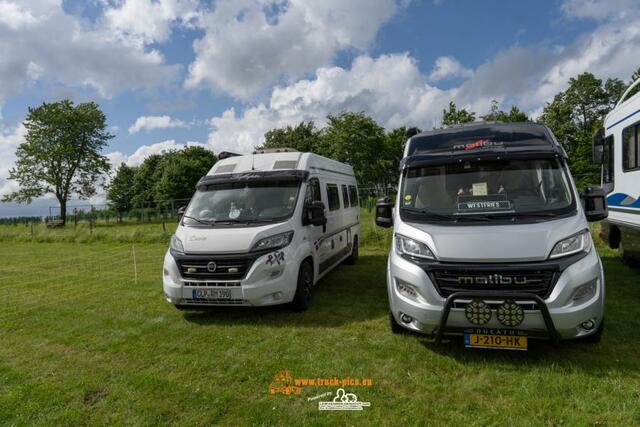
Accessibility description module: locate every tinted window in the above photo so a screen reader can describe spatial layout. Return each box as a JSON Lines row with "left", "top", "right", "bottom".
{"left": 326, "top": 184, "right": 340, "bottom": 211}
{"left": 305, "top": 178, "right": 322, "bottom": 203}
{"left": 348, "top": 185, "right": 359, "bottom": 207}
{"left": 623, "top": 123, "right": 639, "bottom": 171}
{"left": 603, "top": 135, "right": 614, "bottom": 184}
{"left": 341, "top": 185, "right": 349, "bottom": 208}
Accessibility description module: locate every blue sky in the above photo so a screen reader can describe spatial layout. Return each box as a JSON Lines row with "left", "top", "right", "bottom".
{"left": 0, "top": 0, "right": 638, "bottom": 216}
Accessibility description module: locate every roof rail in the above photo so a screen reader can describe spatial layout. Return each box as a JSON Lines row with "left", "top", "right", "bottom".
{"left": 218, "top": 151, "right": 242, "bottom": 160}
{"left": 615, "top": 77, "right": 640, "bottom": 108}
{"left": 252, "top": 147, "right": 299, "bottom": 154}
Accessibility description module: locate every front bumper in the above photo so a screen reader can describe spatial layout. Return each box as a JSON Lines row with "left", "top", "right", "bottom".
{"left": 162, "top": 247, "right": 298, "bottom": 307}
{"left": 387, "top": 248, "right": 605, "bottom": 341}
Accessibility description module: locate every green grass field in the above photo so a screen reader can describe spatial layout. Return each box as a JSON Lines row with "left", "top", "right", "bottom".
{"left": 1, "top": 211, "right": 639, "bottom": 425}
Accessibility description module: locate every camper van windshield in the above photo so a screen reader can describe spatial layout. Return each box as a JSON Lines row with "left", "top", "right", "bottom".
{"left": 183, "top": 180, "right": 300, "bottom": 226}
{"left": 400, "top": 158, "right": 575, "bottom": 223}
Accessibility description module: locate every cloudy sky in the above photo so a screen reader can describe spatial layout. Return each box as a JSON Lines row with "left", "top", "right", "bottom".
{"left": 0, "top": 0, "right": 639, "bottom": 216}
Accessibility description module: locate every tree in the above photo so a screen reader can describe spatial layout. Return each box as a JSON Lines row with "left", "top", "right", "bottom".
{"left": 259, "top": 121, "right": 321, "bottom": 152}
{"left": 107, "top": 163, "right": 137, "bottom": 221}
{"left": 604, "top": 78, "right": 626, "bottom": 109}
{"left": 382, "top": 127, "right": 418, "bottom": 187}
{"left": 153, "top": 146, "right": 217, "bottom": 203}
{"left": 319, "top": 112, "right": 386, "bottom": 187}
{"left": 2, "top": 100, "right": 112, "bottom": 225}
{"left": 131, "top": 154, "right": 163, "bottom": 207}
{"left": 539, "top": 72, "right": 614, "bottom": 189}
{"left": 441, "top": 101, "right": 475, "bottom": 126}
{"left": 481, "top": 100, "right": 529, "bottom": 122}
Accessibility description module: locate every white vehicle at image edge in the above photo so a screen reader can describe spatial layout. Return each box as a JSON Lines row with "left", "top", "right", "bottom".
{"left": 593, "top": 76, "right": 640, "bottom": 264}
{"left": 376, "top": 122, "right": 608, "bottom": 348}
{"left": 163, "top": 149, "right": 360, "bottom": 311}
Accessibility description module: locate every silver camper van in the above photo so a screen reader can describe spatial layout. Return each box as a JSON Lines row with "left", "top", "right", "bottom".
{"left": 376, "top": 122, "right": 608, "bottom": 350}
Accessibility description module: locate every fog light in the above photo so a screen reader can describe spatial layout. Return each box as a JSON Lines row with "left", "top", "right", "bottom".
{"left": 581, "top": 319, "right": 595, "bottom": 330}
{"left": 163, "top": 268, "right": 169, "bottom": 276}
{"left": 274, "top": 292, "right": 283, "bottom": 300}
{"left": 465, "top": 299, "right": 491, "bottom": 326}
{"left": 401, "top": 313, "right": 413, "bottom": 324}
{"left": 497, "top": 299, "right": 524, "bottom": 327}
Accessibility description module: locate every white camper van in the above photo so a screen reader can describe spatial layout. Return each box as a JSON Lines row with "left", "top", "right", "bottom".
{"left": 162, "top": 149, "right": 360, "bottom": 311}
{"left": 376, "top": 122, "right": 608, "bottom": 349}
{"left": 593, "top": 78, "right": 640, "bottom": 263}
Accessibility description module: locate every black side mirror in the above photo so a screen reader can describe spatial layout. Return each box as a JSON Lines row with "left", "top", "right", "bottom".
{"left": 592, "top": 128, "right": 604, "bottom": 164}
{"left": 177, "top": 206, "right": 186, "bottom": 220}
{"left": 305, "top": 201, "right": 327, "bottom": 227}
{"left": 580, "top": 187, "right": 608, "bottom": 222}
{"left": 375, "top": 197, "right": 393, "bottom": 228}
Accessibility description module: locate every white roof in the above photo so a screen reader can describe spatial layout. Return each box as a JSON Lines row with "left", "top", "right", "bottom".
{"left": 207, "top": 152, "right": 355, "bottom": 177}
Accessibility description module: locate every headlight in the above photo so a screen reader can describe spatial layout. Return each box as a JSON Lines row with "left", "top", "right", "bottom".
{"left": 395, "top": 234, "right": 435, "bottom": 260}
{"left": 170, "top": 234, "right": 184, "bottom": 253}
{"left": 549, "top": 230, "right": 591, "bottom": 259}
{"left": 252, "top": 231, "right": 294, "bottom": 252}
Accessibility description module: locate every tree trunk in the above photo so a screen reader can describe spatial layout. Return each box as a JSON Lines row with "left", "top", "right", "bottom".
{"left": 58, "top": 197, "right": 67, "bottom": 226}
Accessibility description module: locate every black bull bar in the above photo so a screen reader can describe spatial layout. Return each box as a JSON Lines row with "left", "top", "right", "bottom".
{"left": 433, "top": 291, "right": 561, "bottom": 345}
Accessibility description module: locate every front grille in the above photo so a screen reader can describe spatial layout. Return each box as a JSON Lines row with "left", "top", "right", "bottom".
{"left": 177, "top": 257, "right": 255, "bottom": 280}
{"left": 431, "top": 269, "right": 557, "bottom": 298}
{"left": 183, "top": 281, "right": 241, "bottom": 287}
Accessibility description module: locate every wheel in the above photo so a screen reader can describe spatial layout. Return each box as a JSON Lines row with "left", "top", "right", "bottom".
{"left": 174, "top": 304, "right": 189, "bottom": 310}
{"left": 345, "top": 236, "right": 359, "bottom": 265}
{"left": 581, "top": 319, "right": 604, "bottom": 343}
{"left": 619, "top": 241, "right": 640, "bottom": 267}
{"left": 291, "top": 261, "right": 314, "bottom": 311}
{"left": 389, "top": 312, "right": 405, "bottom": 334}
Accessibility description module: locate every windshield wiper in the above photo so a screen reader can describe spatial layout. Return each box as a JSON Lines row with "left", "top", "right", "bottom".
{"left": 183, "top": 215, "right": 216, "bottom": 226}
{"left": 400, "top": 208, "right": 457, "bottom": 222}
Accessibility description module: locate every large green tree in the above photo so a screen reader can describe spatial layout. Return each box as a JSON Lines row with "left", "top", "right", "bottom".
{"left": 481, "top": 100, "right": 529, "bottom": 122}
{"left": 106, "top": 163, "right": 137, "bottom": 221}
{"left": 259, "top": 121, "right": 321, "bottom": 152}
{"left": 539, "top": 72, "right": 623, "bottom": 189}
{"left": 131, "top": 154, "right": 163, "bottom": 206}
{"left": 441, "top": 101, "right": 476, "bottom": 126}
{"left": 382, "top": 127, "right": 417, "bottom": 187}
{"left": 319, "top": 112, "right": 387, "bottom": 187}
{"left": 2, "top": 100, "right": 112, "bottom": 224}
{"left": 153, "top": 146, "right": 217, "bottom": 203}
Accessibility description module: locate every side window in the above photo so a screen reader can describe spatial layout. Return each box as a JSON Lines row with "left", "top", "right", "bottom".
{"left": 603, "top": 135, "right": 614, "bottom": 184}
{"left": 326, "top": 184, "right": 340, "bottom": 211}
{"left": 348, "top": 185, "right": 359, "bottom": 207}
{"left": 305, "top": 178, "right": 322, "bottom": 203}
{"left": 622, "top": 123, "right": 639, "bottom": 171}
{"left": 341, "top": 185, "right": 349, "bottom": 208}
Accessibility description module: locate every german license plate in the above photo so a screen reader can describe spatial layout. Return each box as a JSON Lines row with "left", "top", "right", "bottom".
{"left": 464, "top": 333, "right": 527, "bottom": 351}
{"left": 192, "top": 289, "right": 232, "bottom": 299}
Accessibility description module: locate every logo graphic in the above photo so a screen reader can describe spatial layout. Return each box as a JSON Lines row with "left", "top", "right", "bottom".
{"left": 206, "top": 261, "right": 217, "bottom": 272}
{"left": 318, "top": 388, "right": 371, "bottom": 411}
{"left": 268, "top": 369, "right": 302, "bottom": 396}
{"left": 457, "top": 274, "right": 528, "bottom": 285}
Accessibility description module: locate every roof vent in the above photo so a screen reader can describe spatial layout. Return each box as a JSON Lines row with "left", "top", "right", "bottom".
{"left": 253, "top": 147, "right": 299, "bottom": 154}
{"left": 273, "top": 160, "right": 298, "bottom": 169}
{"left": 215, "top": 164, "right": 236, "bottom": 173}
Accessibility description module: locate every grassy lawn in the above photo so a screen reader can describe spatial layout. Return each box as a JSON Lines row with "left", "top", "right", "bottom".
{"left": 1, "top": 212, "right": 639, "bottom": 425}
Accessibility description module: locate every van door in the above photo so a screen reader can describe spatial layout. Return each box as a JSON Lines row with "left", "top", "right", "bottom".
{"left": 320, "top": 182, "right": 349, "bottom": 274}
{"left": 303, "top": 177, "right": 328, "bottom": 269}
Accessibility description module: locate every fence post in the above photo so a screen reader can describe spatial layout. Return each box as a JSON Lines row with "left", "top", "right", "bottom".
{"left": 132, "top": 243, "right": 138, "bottom": 285}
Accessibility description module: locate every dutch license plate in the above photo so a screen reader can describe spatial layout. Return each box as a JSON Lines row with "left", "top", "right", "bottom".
{"left": 192, "top": 289, "right": 232, "bottom": 300}
{"left": 464, "top": 333, "right": 528, "bottom": 351}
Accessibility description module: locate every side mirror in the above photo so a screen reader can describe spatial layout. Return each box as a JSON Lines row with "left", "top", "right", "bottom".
{"left": 375, "top": 197, "right": 393, "bottom": 228}
{"left": 305, "top": 201, "right": 327, "bottom": 227}
{"left": 580, "top": 187, "right": 608, "bottom": 222}
{"left": 592, "top": 128, "right": 604, "bottom": 164}
{"left": 177, "top": 206, "right": 186, "bottom": 220}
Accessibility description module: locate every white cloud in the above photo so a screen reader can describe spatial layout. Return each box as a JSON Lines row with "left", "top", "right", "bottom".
{"left": 103, "top": 0, "right": 200, "bottom": 45}
{"left": 0, "top": 123, "right": 26, "bottom": 197}
{"left": 428, "top": 56, "right": 473, "bottom": 82}
{"left": 185, "top": 0, "right": 399, "bottom": 99}
{"left": 128, "top": 115, "right": 188, "bottom": 134}
{"left": 561, "top": 0, "right": 637, "bottom": 20}
{"left": 107, "top": 139, "right": 208, "bottom": 169}
{"left": 0, "top": 0, "right": 180, "bottom": 102}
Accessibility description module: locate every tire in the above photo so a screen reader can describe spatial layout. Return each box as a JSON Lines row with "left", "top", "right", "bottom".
{"left": 174, "top": 304, "right": 189, "bottom": 310}
{"left": 389, "top": 312, "right": 405, "bottom": 334}
{"left": 291, "top": 261, "right": 314, "bottom": 312}
{"left": 581, "top": 319, "right": 604, "bottom": 343}
{"left": 345, "top": 236, "right": 359, "bottom": 265}
{"left": 619, "top": 241, "right": 640, "bottom": 267}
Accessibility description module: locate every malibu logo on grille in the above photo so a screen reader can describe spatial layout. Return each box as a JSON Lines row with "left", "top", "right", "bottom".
{"left": 457, "top": 274, "right": 527, "bottom": 285}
